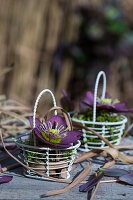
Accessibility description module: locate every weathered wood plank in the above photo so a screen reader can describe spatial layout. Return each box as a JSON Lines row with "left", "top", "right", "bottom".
{"left": 0, "top": 137, "right": 133, "bottom": 200}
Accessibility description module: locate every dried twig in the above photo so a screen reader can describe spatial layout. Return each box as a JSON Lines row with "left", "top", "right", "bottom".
{"left": 90, "top": 182, "right": 100, "bottom": 200}
{"left": 43, "top": 161, "right": 92, "bottom": 197}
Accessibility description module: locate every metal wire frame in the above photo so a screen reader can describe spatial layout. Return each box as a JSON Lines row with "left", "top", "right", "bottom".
{"left": 72, "top": 116, "right": 127, "bottom": 151}
{"left": 72, "top": 71, "right": 128, "bottom": 152}
{"left": 15, "top": 89, "right": 81, "bottom": 180}
{"left": 16, "top": 132, "right": 80, "bottom": 180}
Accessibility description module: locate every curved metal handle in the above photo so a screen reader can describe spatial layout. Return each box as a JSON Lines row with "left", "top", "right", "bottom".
{"left": 93, "top": 71, "right": 106, "bottom": 122}
{"left": 44, "top": 106, "right": 73, "bottom": 131}
{"left": 33, "top": 89, "right": 57, "bottom": 128}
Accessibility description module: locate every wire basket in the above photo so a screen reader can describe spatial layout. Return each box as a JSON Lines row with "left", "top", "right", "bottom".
{"left": 72, "top": 71, "right": 127, "bottom": 152}
{"left": 15, "top": 89, "right": 80, "bottom": 180}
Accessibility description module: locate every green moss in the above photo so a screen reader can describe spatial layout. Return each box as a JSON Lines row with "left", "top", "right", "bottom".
{"left": 72, "top": 109, "right": 124, "bottom": 122}
{"left": 24, "top": 149, "right": 75, "bottom": 163}
{"left": 72, "top": 109, "right": 125, "bottom": 146}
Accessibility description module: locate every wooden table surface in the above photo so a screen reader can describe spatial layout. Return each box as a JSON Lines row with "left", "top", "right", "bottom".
{"left": 0, "top": 137, "right": 133, "bottom": 200}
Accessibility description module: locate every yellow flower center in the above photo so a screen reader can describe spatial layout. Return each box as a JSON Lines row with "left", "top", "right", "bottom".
{"left": 101, "top": 98, "right": 112, "bottom": 104}
{"left": 41, "top": 131, "right": 61, "bottom": 144}
{"left": 49, "top": 128, "right": 59, "bottom": 134}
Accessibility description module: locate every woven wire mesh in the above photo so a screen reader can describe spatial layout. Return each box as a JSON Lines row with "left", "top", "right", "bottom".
{"left": 72, "top": 71, "right": 128, "bottom": 151}
{"left": 16, "top": 133, "right": 80, "bottom": 180}
{"left": 72, "top": 116, "right": 127, "bottom": 152}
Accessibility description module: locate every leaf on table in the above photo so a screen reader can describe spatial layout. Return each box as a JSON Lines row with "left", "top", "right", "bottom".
{"left": 99, "top": 168, "right": 129, "bottom": 177}
{"left": 0, "top": 175, "right": 13, "bottom": 184}
{"left": 79, "top": 172, "right": 103, "bottom": 192}
{"left": 118, "top": 174, "right": 133, "bottom": 185}
{"left": 42, "top": 161, "right": 92, "bottom": 197}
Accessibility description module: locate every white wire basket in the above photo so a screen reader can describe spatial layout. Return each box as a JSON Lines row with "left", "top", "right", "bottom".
{"left": 72, "top": 71, "right": 127, "bottom": 152}
{"left": 15, "top": 89, "right": 80, "bottom": 180}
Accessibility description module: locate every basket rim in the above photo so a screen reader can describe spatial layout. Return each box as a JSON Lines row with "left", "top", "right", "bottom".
{"left": 71, "top": 115, "right": 127, "bottom": 126}
{"left": 15, "top": 132, "right": 81, "bottom": 150}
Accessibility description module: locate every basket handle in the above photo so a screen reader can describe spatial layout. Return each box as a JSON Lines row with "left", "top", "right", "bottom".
{"left": 44, "top": 106, "right": 73, "bottom": 131}
{"left": 93, "top": 71, "right": 106, "bottom": 122}
{"left": 33, "top": 89, "right": 57, "bottom": 129}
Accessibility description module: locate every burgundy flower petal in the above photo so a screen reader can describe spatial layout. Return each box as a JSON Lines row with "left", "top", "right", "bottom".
{"left": 99, "top": 168, "right": 129, "bottom": 177}
{"left": 62, "top": 89, "right": 68, "bottom": 97}
{"left": 114, "top": 108, "right": 133, "bottom": 113}
{"left": 96, "top": 102, "right": 129, "bottom": 113}
{"left": 60, "top": 131, "right": 82, "bottom": 145}
{"left": 33, "top": 128, "right": 70, "bottom": 149}
{"left": 97, "top": 103, "right": 113, "bottom": 110}
{"left": 80, "top": 92, "right": 94, "bottom": 110}
{"left": 79, "top": 100, "right": 90, "bottom": 111}
{"left": 45, "top": 115, "right": 67, "bottom": 129}
{"left": 79, "top": 173, "right": 103, "bottom": 192}
{"left": 29, "top": 117, "right": 41, "bottom": 129}
{"left": 79, "top": 90, "right": 133, "bottom": 113}
{"left": 118, "top": 174, "right": 133, "bottom": 185}
{"left": 0, "top": 175, "right": 13, "bottom": 184}
{"left": 60, "top": 90, "right": 74, "bottom": 112}
{"left": 114, "top": 103, "right": 126, "bottom": 109}
{"left": 86, "top": 92, "right": 94, "bottom": 105}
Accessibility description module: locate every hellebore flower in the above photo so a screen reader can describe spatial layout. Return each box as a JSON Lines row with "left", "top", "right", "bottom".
{"left": 60, "top": 90, "right": 74, "bottom": 112}
{"left": 0, "top": 164, "right": 13, "bottom": 184}
{"left": 29, "top": 115, "right": 82, "bottom": 149}
{"left": 80, "top": 91, "right": 133, "bottom": 113}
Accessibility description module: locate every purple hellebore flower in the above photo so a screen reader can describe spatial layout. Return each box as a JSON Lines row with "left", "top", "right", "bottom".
{"left": 60, "top": 90, "right": 74, "bottom": 112}
{"left": 80, "top": 91, "right": 133, "bottom": 113}
{"left": 0, "top": 164, "right": 13, "bottom": 184}
{"left": 29, "top": 115, "right": 82, "bottom": 149}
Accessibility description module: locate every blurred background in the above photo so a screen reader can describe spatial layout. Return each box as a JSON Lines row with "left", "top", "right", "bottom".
{"left": 0, "top": 0, "right": 133, "bottom": 112}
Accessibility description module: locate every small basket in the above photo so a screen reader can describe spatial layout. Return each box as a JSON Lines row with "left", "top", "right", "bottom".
{"left": 72, "top": 71, "right": 127, "bottom": 152}
{"left": 15, "top": 89, "right": 80, "bottom": 180}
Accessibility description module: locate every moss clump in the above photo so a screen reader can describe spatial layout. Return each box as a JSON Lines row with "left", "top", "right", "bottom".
{"left": 72, "top": 109, "right": 124, "bottom": 122}
{"left": 72, "top": 109, "right": 125, "bottom": 146}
